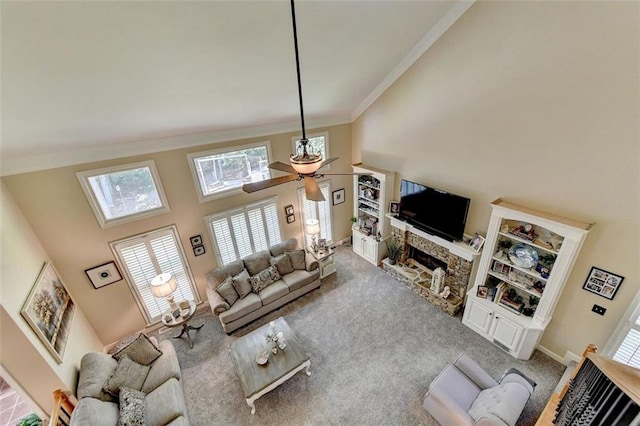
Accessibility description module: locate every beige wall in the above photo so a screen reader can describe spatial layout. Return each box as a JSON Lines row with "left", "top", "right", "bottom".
{"left": 0, "top": 182, "right": 103, "bottom": 413}
{"left": 2, "top": 124, "right": 353, "bottom": 345}
{"left": 353, "top": 1, "right": 639, "bottom": 359}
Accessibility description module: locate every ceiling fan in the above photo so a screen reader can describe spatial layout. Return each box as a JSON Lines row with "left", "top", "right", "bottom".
{"left": 242, "top": 0, "right": 369, "bottom": 202}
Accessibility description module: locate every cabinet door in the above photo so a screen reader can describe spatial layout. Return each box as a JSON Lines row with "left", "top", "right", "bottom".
{"left": 352, "top": 231, "right": 364, "bottom": 255}
{"left": 363, "top": 238, "right": 376, "bottom": 262}
{"left": 465, "top": 299, "right": 494, "bottom": 333}
{"left": 491, "top": 315, "right": 523, "bottom": 351}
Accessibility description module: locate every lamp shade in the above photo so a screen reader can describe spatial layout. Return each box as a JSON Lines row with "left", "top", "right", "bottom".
{"left": 305, "top": 219, "right": 320, "bottom": 236}
{"left": 151, "top": 273, "right": 177, "bottom": 298}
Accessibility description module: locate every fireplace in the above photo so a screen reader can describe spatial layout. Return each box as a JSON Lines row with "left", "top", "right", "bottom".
{"left": 382, "top": 217, "right": 480, "bottom": 316}
{"left": 408, "top": 246, "right": 447, "bottom": 272}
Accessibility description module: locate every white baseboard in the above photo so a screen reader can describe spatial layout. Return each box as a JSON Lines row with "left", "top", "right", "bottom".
{"left": 536, "top": 345, "right": 565, "bottom": 365}
{"left": 562, "top": 350, "right": 581, "bottom": 365}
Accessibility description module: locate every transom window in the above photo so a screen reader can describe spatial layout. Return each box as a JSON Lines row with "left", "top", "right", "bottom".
{"left": 297, "top": 181, "right": 333, "bottom": 248}
{"left": 188, "top": 142, "right": 272, "bottom": 202}
{"left": 206, "top": 197, "right": 282, "bottom": 266}
{"left": 111, "top": 225, "right": 200, "bottom": 324}
{"left": 76, "top": 160, "right": 170, "bottom": 228}
{"left": 291, "top": 132, "right": 329, "bottom": 170}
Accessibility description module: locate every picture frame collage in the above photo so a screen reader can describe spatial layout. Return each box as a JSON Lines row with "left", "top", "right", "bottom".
{"left": 190, "top": 235, "right": 206, "bottom": 256}
{"left": 582, "top": 266, "right": 624, "bottom": 300}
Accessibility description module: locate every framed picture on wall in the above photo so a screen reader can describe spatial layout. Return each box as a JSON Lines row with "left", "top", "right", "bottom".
{"left": 582, "top": 266, "right": 624, "bottom": 300}
{"left": 22, "top": 262, "right": 76, "bottom": 363}
{"left": 190, "top": 235, "right": 202, "bottom": 247}
{"left": 284, "top": 204, "right": 294, "bottom": 216}
{"left": 332, "top": 188, "right": 345, "bottom": 205}
{"left": 85, "top": 261, "right": 123, "bottom": 289}
{"left": 286, "top": 214, "right": 295, "bottom": 224}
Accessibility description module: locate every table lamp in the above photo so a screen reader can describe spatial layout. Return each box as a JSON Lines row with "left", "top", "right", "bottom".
{"left": 151, "top": 273, "right": 179, "bottom": 315}
{"left": 305, "top": 219, "right": 320, "bottom": 252}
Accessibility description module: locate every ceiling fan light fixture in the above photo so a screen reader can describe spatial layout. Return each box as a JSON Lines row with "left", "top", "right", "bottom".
{"left": 290, "top": 138, "right": 322, "bottom": 174}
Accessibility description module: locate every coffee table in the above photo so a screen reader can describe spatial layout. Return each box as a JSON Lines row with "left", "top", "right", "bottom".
{"left": 229, "top": 317, "right": 311, "bottom": 414}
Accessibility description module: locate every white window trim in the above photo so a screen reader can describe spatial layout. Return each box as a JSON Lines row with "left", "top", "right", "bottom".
{"left": 187, "top": 141, "right": 273, "bottom": 203}
{"left": 76, "top": 160, "right": 170, "bottom": 229}
{"left": 110, "top": 225, "right": 201, "bottom": 325}
{"left": 291, "top": 131, "right": 330, "bottom": 171}
{"left": 297, "top": 180, "right": 333, "bottom": 248}
{"left": 603, "top": 288, "right": 640, "bottom": 362}
{"left": 205, "top": 196, "right": 283, "bottom": 266}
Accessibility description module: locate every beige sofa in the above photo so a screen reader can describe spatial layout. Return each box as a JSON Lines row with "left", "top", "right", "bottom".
{"left": 70, "top": 339, "right": 188, "bottom": 426}
{"left": 206, "top": 238, "right": 321, "bottom": 333}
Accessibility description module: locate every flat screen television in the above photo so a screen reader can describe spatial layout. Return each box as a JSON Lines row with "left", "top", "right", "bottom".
{"left": 398, "top": 179, "right": 470, "bottom": 242}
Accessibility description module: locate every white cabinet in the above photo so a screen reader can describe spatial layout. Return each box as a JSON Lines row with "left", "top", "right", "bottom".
{"left": 352, "top": 163, "right": 395, "bottom": 266}
{"left": 463, "top": 198, "right": 592, "bottom": 359}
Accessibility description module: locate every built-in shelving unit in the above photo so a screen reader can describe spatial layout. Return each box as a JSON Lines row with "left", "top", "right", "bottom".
{"left": 463, "top": 198, "right": 593, "bottom": 360}
{"left": 351, "top": 163, "right": 395, "bottom": 265}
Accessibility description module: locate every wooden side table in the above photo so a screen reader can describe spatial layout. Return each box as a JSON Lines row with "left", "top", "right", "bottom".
{"left": 161, "top": 300, "right": 203, "bottom": 349}
{"left": 307, "top": 248, "right": 336, "bottom": 278}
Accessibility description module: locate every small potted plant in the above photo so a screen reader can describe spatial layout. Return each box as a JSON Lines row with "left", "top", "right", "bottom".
{"left": 386, "top": 240, "right": 402, "bottom": 265}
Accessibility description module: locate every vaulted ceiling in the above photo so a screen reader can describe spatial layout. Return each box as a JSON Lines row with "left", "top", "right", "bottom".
{"left": 1, "top": 1, "right": 472, "bottom": 175}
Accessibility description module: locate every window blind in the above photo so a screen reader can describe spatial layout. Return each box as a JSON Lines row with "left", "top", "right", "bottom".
{"left": 298, "top": 181, "right": 333, "bottom": 247}
{"left": 206, "top": 197, "right": 282, "bottom": 266}
{"left": 112, "top": 226, "right": 198, "bottom": 324}
{"left": 612, "top": 317, "right": 640, "bottom": 368}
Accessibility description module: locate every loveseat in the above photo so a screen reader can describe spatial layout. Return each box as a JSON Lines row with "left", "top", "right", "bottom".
{"left": 206, "top": 238, "right": 320, "bottom": 333}
{"left": 423, "top": 353, "right": 535, "bottom": 426}
{"left": 70, "top": 334, "right": 189, "bottom": 426}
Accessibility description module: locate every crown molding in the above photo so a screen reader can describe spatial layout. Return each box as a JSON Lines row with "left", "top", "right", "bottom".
{"left": 350, "top": 0, "right": 475, "bottom": 122}
{"left": 0, "top": 115, "right": 350, "bottom": 176}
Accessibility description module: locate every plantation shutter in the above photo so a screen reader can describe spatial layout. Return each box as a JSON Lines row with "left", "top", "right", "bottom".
{"left": 206, "top": 197, "right": 282, "bottom": 266}
{"left": 112, "top": 226, "right": 199, "bottom": 324}
{"left": 297, "top": 181, "right": 333, "bottom": 247}
{"left": 612, "top": 317, "right": 640, "bottom": 368}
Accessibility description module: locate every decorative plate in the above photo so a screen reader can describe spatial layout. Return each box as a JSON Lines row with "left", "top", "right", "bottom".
{"left": 508, "top": 244, "right": 539, "bottom": 269}
{"left": 256, "top": 352, "right": 269, "bottom": 365}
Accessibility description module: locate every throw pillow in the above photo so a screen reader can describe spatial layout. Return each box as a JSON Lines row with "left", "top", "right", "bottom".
{"left": 270, "top": 254, "right": 294, "bottom": 276}
{"left": 248, "top": 265, "right": 281, "bottom": 293}
{"left": 216, "top": 275, "right": 239, "bottom": 306}
{"left": 119, "top": 387, "right": 146, "bottom": 426}
{"left": 112, "top": 333, "right": 162, "bottom": 365}
{"left": 243, "top": 250, "right": 271, "bottom": 276}
{"left": 286, "top": 250, "right": 306, "bottom": 270}
{"left": 232, "top": 269, "right": 252, "bottom": 299}
{"left": 102, "top": 355, "right": 150, "bottom": 398}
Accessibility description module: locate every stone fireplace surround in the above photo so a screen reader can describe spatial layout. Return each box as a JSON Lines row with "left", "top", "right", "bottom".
{"left": 382, "top": 216, "right": 480, "bottom": 316}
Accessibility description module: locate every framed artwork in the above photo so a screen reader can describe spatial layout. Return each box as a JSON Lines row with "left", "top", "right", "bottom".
{"left": 469, "top": 233, "right": 486, "bottom": 252}
{"left": 85, "top": 261, "right": 123, "bottom": 289}
{"left": 21, "top": 262, "right": 75, "bottom": 364}
{"left": 318, "top": 238, "right": 327, "bottom": 252}
{"left": 193, "top": 245, "right": 205, "bottom": 256}
{"left": 582, "top": 267, "right": 624, "bottom": 300}
{"left": 284, "top": 204, "right": 294, "bottom": 216}
{"left": 477, "top": 286, "right": 488, "bottom": 299}
{"left": 190, "top": 235, "right": 202, "bottom": 247}
{"left": 286, "top": 214, "right": 295, "bottom": 224}
{"left": 332, "top": 188, "right": 345, "bottom": 205}
{"left": 389, "top": 201, "right": 400, "bottom": 215}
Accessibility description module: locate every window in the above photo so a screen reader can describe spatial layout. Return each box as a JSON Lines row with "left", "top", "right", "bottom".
{"left": 604, "top": 290, "right": 640, "bottom": 368}
{"left": 111, "top": 225, "right": 200, "bottom": 324}
{"left": 206, "top": 197, "right": 282, "bottom": 266}
{"left": 76, "top": 161, "right": 170, "bottom": 228}
{"left": 188, "top": 142, "right": 272, "bottom": 202}
{"left": 297, "top": 181, "right": 333, "bottom": 248}
{"left": 291, "top": 132, "right": 330, "bottom": 170}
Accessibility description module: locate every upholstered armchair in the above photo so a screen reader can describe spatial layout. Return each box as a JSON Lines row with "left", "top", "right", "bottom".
{"left": 423, "top": 353, "right": 535, "bottom": 426}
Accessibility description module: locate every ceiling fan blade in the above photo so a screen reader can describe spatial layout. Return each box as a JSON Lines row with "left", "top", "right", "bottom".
{"left": 319, "top": 157, "right": 339, "bottom": 168}
{"left": 268, "top": 161, "right": 296, "bottom": 174}
{"left": 304, "top": 176, "right": 325, "bottom": 201}
{"left": 320, "top": 172, "right": 373, "bottom": 176}
{"left": 242, "top": 175, "right": 298, "bottom": 193}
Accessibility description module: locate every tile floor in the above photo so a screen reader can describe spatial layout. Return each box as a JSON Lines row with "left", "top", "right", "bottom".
{"left": 0, "top": 377, "right": 35, "bottom": 426}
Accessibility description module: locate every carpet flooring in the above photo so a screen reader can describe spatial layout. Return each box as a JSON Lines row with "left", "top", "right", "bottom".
{"left": 157, "top": 246, "right": 564, "bottom": 425}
